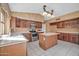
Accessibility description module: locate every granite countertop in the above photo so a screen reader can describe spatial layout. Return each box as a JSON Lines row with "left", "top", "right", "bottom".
{"left": 0, "top": 35, "right": 28, "bottom": 47}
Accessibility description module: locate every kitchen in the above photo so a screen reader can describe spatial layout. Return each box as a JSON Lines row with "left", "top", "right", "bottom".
{"left": 0, "top": 3, "right": 79, "bottom": 56}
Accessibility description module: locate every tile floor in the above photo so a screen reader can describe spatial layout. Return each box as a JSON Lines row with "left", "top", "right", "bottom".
{"left": 27, "top": 40, "right": 79, "bottom": 56}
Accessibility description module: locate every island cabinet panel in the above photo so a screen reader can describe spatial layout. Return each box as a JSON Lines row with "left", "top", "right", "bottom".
{"left": 39, "top": 35, "right": 46, "bottom": 49}
{"left": 0, "top": 42, "right": 27, "bottom": 56}
{"left": 39, "top": 33, "right": 58, "bottom": 50}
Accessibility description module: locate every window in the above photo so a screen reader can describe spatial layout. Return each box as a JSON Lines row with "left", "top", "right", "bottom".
{"left": 0, "top": 12, "right": 5, "bottom": 35}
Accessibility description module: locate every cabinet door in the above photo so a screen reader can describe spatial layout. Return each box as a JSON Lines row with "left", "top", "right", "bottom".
{"left": 63, "top": 33, "right": 69, "bottom": 41}
{"left": 75, "top": 34, "right": 79, "bottom": 44}
{"left": 35, "top": 22, "right": 42, "bottom": 28}
{"left": 20, "top": 20, "right": 27, "bottom": 28}
{"left": 64, "top": 21, "right": 70, "bottom": 28}
{"left": 78, "top": 35, "right": 79, "bottom": 44}
{"left": 16, "top": 18, "right": 21, "bottom": 27}
{"left": 70, "top": 34, "right": 78, "bottom": 44}
{"left": 0, "top": 47, "right": 9, "bottom": 56}
{"left": 57, "top": 22, "right": 64, "bottom": 28}
{"left": 23, "top": 20, "right": 27, "bottom": 28}
{"left": 57, "top": 22, "right": 61, "bottom": 28}
{"left": 58, "top": 33, "right": 64, "bottom": 40}
{"left": 68, "top": 33, "right": 72, "bottom": 42}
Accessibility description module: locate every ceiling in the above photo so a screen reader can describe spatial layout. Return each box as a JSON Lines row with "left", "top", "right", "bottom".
{"left": 9, "top": 3, "right": 79, "bottom": 19}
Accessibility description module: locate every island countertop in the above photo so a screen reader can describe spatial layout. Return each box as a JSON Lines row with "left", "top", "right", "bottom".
{"left": 39, "top": 32, "right": 59, "bottom": 36}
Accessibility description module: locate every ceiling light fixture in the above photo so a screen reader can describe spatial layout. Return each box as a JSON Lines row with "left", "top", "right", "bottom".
{"left": 43, "top": 5, "right": 55, "bottom": 18}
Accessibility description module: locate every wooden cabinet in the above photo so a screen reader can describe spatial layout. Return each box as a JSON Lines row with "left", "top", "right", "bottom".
{"left": 57, "top": 22, "right": 64, "bottom": 28}
{"left": 55, "top": 18, "right": 79, "bottom": 28}
{"left": 39, "top": 33, "right": 57, "bottom": 50}
{"left": 64, "top": 21, "right": 70, "bottom": 28}
{"left": 63, "top": 33, "right": 69, "bottom": 42}
{"left": 23, "top": 33, "right": 32, "bottom": 42}
{"left": 16, "top": 19, "right": 27, "bottom": 28}
{"left": 16, "top": 18, "right": 21, "bottom": 27}
{"left": 58, "top": 33, "right": 64, "bottom": 40}
{"left": 58, "top": 33, "right": 79, "bottom": 44}
{"left": 0, "top": 42, "right": 27, "bottom": 56}
{"left": 11, "top": 17, "right": 42, "bottom": 28}
{"left": 35, "top": 22, "right": 42, "bottom": 28}
{"left": 70, "top": 34, "right": 79, "bottom": 44}
{"left": 20, "top": 20, "right": 27, "bottom": 28}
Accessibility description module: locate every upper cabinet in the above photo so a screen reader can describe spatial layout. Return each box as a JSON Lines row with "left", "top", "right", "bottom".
{"left": 16, "top": 17, "right": 21, "bottom": 27}
{"left": 63, "top": 18, "right": 79, "bottom": 28}
{"left": 35, "top": 22, "right": 42, "bottom": 28}
{"left": 11, "top": 17, "right": 42, "bottom": 28}
{"left": 57, "top": 22, "right": 64, "bottom": 28}
{"left": 50, "top": 17, "right": 79, "bottom": 28}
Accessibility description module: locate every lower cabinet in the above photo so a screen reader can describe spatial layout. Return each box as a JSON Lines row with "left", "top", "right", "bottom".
{"left": 58, "top": 33, "right": 79, "bottom": 44}
{"left": 70, "top": 34, "right": 79, "bottom": 44}
{"left": 0, "top": 42, "right": 27, "bottom": 56}
{"left": 63, "top": 33, "right": 69, "bottom": 42}
{"left": 58, "top": 33, "right": 64, "bottom": 40}
{"left": 23, "top": 33, "right": 32, "bottom": 42}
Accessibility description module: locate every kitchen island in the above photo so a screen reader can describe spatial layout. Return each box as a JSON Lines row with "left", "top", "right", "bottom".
{"left": 0, "top": 35, "right": 28, "bottom": 56}
{"left": 39, "top": 32, "right": 59, "bottom": 50}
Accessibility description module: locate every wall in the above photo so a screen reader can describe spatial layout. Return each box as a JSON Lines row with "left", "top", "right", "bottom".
{"left": 46, "top": 11, "right": 79, "bottom": 32}
{"left": 11, "top": 12, "right": 44, "bottom": 22}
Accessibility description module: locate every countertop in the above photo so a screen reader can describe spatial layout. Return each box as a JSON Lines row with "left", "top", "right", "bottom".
{"left": 0, "top": 40, "right": 27, "bottom": 47}
{"left": 0, "top": 35, "right": 28, "bottom": 47}
{"left": 39, "top": 32, "right": 59, "bottom": 36}
{"left": 57, "top": 31, "right": 79, "bottom": 34}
